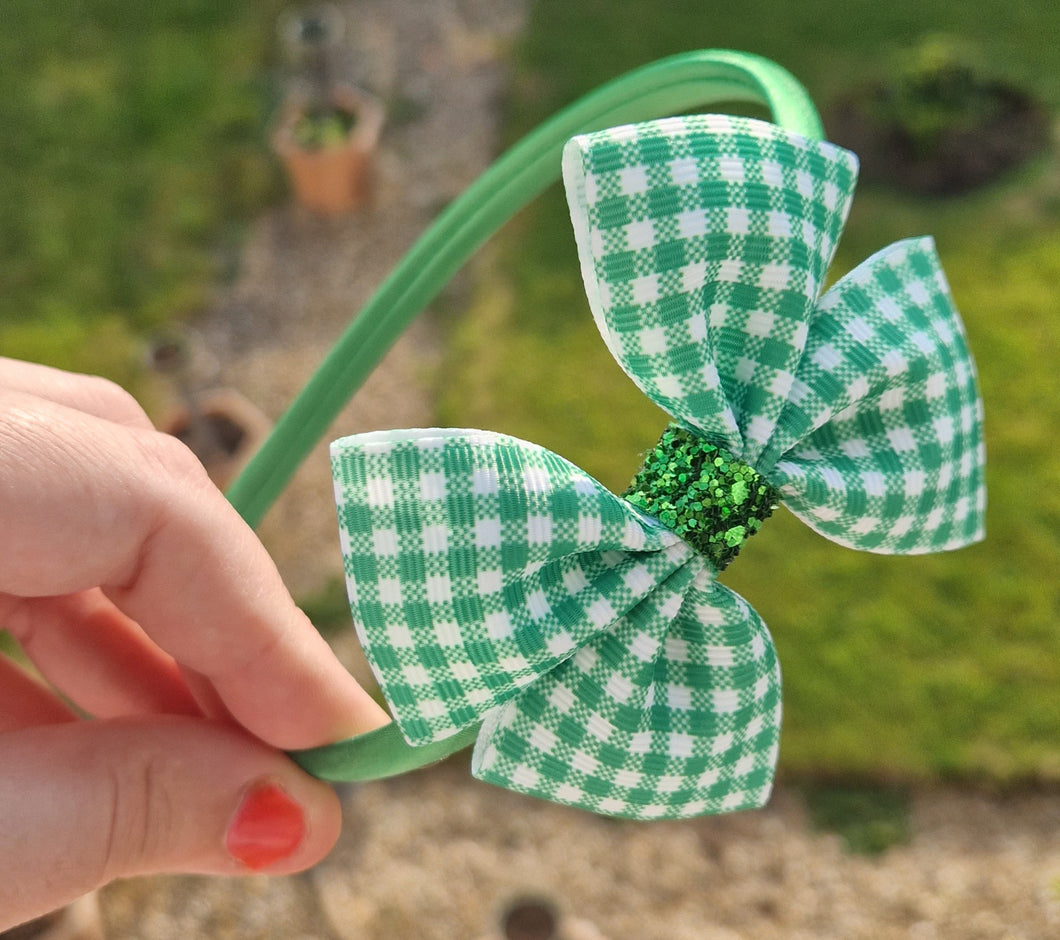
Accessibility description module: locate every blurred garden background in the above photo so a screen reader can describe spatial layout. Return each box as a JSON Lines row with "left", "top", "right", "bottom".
{"left": 4, "top": 0, "right": 1060, "bottom": 935}
{"left": 0, "top": 0, "right": 288, "bottom": 387}
{"left": 2, "top": 0, "right": 1058, "bottom": 857}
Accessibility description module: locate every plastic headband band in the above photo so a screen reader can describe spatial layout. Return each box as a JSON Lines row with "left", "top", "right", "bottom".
{"left": 227, "top": 51, "right": 826, "bottom": 785}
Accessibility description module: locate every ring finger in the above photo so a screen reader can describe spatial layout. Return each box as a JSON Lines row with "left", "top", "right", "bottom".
{"left": 4, "top": 590, "right": 202, "bottom": 720}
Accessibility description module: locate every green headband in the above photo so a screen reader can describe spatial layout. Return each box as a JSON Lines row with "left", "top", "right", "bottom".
{"left": 226, "top": 52, "right": 985, "bottom": 819}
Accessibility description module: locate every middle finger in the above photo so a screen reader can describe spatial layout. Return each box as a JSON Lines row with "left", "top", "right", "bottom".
{"left": 0, "top": 654, "right": 76, "bottom": 733}
{"left": 5, "top": 590, "right": 202, "bottom": 720}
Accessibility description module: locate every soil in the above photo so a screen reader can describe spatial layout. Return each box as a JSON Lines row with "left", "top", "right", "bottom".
{"left": 170, "top": 412, "right": 247, "bottom": 458}
{"left": 827, "top": 82, "right": 1050, "bottom": 196}
{"left": 93, "top": 2, "right": 1060, "bottom": 937}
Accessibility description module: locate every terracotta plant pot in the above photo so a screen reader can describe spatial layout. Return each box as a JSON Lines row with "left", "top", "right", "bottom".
{"left": 472, "top": 896, "right": 610, "bottom": 940}
{"left": 160, "top": 388, "right": 273, "bottom": 491}
{"left": 273, "top": 84, "right": 385, "bottom": 215}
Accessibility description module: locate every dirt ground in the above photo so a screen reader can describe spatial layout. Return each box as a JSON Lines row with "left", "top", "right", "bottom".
{"left": 95, "top": 2, "right": 1060, "bottom": 937}
{"left": 101, "top": 763, "right": 1060, "bottom": 939}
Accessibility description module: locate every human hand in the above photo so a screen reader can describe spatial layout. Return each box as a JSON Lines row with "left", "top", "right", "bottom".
{"left": 0, "top": 357, "right": 389, "bottom": 928}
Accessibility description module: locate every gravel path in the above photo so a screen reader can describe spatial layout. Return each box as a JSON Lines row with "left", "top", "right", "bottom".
{"left": 185, "top": 0, "right": 525, "bottom": 600}
{"left": 101, "top": 764, "right": 1060, "bottom": 939}
{"left": 96, "top": 2, "right": 1060, "bottom": 937}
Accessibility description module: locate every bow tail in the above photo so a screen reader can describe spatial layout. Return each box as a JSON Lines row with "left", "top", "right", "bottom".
{"left": 765, "top": 237, "right": 986, "bottom": 553}
{"left": 472, "top": 561, "right": 782, "bottom": 820}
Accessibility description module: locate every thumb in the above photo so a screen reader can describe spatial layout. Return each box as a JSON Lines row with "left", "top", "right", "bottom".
{"left": 0, "top": 716, "right": 343, "bottom": 928}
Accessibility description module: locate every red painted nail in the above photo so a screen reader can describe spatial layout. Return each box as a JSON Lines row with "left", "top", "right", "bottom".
{"left": 225, "top": 782, "right": 306, "bottom": 871}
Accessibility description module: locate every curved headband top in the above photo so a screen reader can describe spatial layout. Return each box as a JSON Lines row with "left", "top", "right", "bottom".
{"left": 224, "top": 51, "right": 986, "bottom": 819}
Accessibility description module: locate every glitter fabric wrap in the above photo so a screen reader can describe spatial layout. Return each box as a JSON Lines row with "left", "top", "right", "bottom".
{"left": 624, "top": 424, "right": 779, "bottom": 570}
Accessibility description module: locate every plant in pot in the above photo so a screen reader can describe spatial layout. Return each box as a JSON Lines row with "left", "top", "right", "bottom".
{"left": 272, "top": 4, "right": 384, "bottom": 215}
{"left": 150, "top": 333, "right": 272, "bottom": 491}
{"left": 827, "top": 35, "right": 1050, "bottom": 195}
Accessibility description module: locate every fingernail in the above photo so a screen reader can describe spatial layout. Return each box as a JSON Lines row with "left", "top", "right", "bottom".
{"left": 225, "top": 781, "right": 306, "bottom": 871}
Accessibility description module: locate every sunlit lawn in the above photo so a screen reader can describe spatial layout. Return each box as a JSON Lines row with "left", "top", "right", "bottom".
{"left": 0, "top": 0, "right": 282, "bottom": 386}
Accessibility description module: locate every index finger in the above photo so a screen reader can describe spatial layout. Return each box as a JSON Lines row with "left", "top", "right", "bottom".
{"left": 0, "top": 391, "right": 388, "bottom": 749}
{"left": 0, "top": 356, "right": 154, "bottom": 429}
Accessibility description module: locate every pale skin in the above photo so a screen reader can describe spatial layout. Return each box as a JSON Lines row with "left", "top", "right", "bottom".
{"left": 0, "top": 357, "right": 389, "bottom": 928}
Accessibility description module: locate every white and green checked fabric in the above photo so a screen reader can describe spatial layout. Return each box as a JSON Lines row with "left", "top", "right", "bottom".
{"left": 333, "top": 429, "right": 781, "bottom": 817}
{"left": 472, "top": 566, "right": 780, "bottom": 818}
{"left": 333, "top": 428, "right": 687, "bottom": 746}
{"left": 563, "top": 114, "right": 858, "bottom": 461}
{"left": 330, "top": 115, "right": 985, "bottom": 820}
{"left": 765, "top": 238, "right": 985, "bottom": 551}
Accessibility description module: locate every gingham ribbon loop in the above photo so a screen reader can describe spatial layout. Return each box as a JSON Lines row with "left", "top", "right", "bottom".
{"left": 563, "top": 114, "right": 859, "bottom": 460}
{"left": 333, "top": 429, "right": 694, "bottom": 746}
{"left": 331, "top": 115, "right": 985, "bottom": 820}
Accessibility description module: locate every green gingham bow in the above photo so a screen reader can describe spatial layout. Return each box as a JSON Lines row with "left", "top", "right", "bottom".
{"left": 331, "top": 114, "right": 986, "bottom": 820}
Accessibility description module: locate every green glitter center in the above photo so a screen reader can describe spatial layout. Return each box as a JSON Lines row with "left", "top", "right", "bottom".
{"left": 622, "top": 424, "right": 779, "bottom": 571}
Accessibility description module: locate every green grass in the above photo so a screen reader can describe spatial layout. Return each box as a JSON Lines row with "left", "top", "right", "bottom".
{"left": 439, "top": 1, "right": 1060, "bottom": 783}
{"left": 0, "top": 0, "right": 283, "bottom": 384}
{"left": 804, "top": 784, "right": 912, "bottom": 855}
{"left": 297, "top": 577, "right": 358, "bottom": 637}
